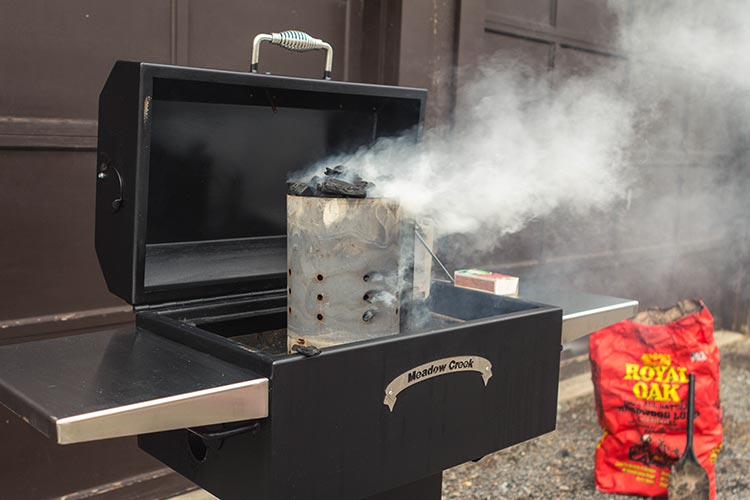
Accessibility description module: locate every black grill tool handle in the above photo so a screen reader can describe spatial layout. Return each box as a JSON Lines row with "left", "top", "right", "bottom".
{"left": 251, "top": 30, "right": 333, "bottom": 79}
{"left": 668, "top": 373, "right": 710, "bottom": 499}
{"left": 686, "top": 373, "right": 697, "bottom": 459}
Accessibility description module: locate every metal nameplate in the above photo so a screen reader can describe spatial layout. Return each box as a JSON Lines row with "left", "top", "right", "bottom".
{"left": 383, "top": 356, "right": 493, "bottom": 411}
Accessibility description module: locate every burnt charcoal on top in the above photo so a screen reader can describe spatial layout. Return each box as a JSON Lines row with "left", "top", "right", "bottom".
{"left": 287, "top": 164, "right": 373, "bottom": 198}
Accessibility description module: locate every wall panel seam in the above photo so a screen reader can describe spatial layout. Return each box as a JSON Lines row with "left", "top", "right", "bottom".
{"left": 485, "top": 12, "right": 619, "bottom": 57}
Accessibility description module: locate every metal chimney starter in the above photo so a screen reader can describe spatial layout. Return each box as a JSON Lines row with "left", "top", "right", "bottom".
{"left": 287, "top": 195, "right": 403, "bottom": 350}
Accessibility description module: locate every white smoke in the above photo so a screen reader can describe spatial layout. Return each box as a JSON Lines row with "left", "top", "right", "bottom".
{"left": 304, "top": 64, "right": 636, "bottom": 253}
{"left": 370, "top": 66, "right": 634, "bottom": 238}
{"left": 615, "top": 0, "right": 750, "bottom": 92}
{"left": 299, "top": 0, "right": 750, "bottom": 258}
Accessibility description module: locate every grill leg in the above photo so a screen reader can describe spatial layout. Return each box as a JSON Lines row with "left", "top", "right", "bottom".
{"left": 363, "top": 472, "right": 442, "bottom": 500}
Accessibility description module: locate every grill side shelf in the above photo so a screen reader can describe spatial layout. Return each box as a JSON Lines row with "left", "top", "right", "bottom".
{"left": 0, "top": 327, "right": 268, "bottom": 444}
{"left": 519, "top": 288, "right": 638, "bottom": 343}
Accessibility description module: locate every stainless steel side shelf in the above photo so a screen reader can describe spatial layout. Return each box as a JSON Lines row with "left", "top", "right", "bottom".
{"left": 520, "top": 288, "right": 638, "bottom": 343}
{"left": 0, "top": 327, "right": 268, "bottom": 444}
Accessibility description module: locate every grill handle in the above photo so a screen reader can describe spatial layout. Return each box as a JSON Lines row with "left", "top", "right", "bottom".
{"left": 251, "top": 30, "right": 333, "bottom": 80}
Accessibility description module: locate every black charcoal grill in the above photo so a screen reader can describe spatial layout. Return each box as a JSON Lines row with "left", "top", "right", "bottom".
{"left": 0, "top": 32, "right": 638, "bottom": 500}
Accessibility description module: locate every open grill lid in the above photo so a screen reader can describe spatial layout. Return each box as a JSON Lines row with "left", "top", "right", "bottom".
{"left": 95, "top": 61, "right": 426, "bottom": 307}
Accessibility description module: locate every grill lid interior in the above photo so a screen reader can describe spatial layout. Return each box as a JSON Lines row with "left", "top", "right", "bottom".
{"left": 95, "top": 62, "right": 426, "bottom": 306}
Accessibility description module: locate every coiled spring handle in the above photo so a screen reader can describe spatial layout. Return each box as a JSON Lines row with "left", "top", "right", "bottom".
{"left": 251, "top": 30, "right": 333, "bottom": 80}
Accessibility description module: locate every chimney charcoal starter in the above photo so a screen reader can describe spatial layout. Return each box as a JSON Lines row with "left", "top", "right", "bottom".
{"left": 0, "top": 32, "right": 638, "bottom": 500}
{"left": 287, "top": 195, "right": 404, "bottom": 351}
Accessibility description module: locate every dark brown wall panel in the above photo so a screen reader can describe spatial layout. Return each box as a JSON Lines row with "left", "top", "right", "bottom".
{"left": 684, "top": 77, "right": 739, "bottom": 156}
{"left": 0, "top": 405, "right": 171, "bottom": 500}
{"left": 486, "top": 222, "right": 545, "bottom": 266}
{"left": 360, "top": 0, "right": 402, "bottom": 85}
{"left": 614, "top": 166, "right": 680, "bottom": 252}
{"left": 398, "top": 0, "right": 459, "bottom": 127}
{"left": 487, "top": 0, "right": 552, "bottom": 25}
{"left": 482, "top": 31, "right": 552, "bottom": 72}
{"left": 541, "top": 209, "right": 617, "bottom": 260}
{"left": 0, "top": 1, "right": 172, "bottom": 119}
{"left": 630, "top": 66, "right": 689, "bottom": 155}
{"left": 673, "top": 164, "right": 735, "bottom": 245}
{"left": 552, "top": 45, "right": 624, "bottom": 80}
{"left": 555, "top": 0, "right": 620, "bottom": 47}
{"left": 0, "top": 150, "right": 126, "bottom": 321}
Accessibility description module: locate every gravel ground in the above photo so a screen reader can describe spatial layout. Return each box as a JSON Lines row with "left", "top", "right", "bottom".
{"left": 442, "top": 336, "right": 750, "bottom": 500}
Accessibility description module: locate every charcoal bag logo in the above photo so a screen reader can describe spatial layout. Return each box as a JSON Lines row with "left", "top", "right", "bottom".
{"left": 383, "top": 356, "right": 493, "bottom": 411}
{"left": 624, "top": 352, "right": 689, "bottom": 402}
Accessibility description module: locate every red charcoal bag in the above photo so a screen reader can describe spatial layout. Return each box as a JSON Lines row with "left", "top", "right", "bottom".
{"left": 589, "top": 300, "right": 723, "bottom": 499}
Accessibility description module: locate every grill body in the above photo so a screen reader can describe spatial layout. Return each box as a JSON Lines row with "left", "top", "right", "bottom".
{"left": 137, "top": 283, "right": 562, "bottom": 500}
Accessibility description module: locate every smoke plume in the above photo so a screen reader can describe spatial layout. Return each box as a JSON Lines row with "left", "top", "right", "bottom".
{"left": 297, "top": 0, "right": 750, "bottom": 271}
